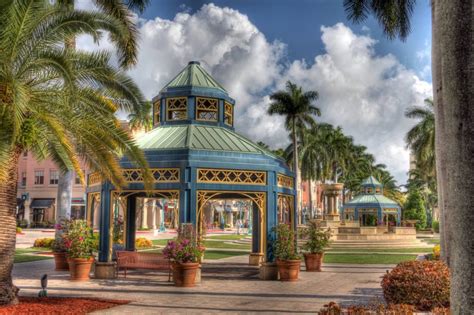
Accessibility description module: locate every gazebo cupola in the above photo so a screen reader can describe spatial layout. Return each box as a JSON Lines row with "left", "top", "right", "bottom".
{"left": 360, "top": 176, "right": 384, "bottom": 195}
{"left": 152, "top": 61, "right": 235, "bottom": 130}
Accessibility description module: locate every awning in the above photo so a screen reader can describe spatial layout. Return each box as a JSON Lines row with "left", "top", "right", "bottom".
{"left": 71, "top": 198, "right": 85, "bottom": 205}
{"left": 30, "top": 198, "right": 55, "bottom": 209}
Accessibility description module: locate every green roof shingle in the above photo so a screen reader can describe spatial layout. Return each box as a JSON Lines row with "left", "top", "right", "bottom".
{"left": 161, "top": 61, "right": 227, "bottom": 93}
{"left": 136, "top": 124, "right": 278, "bottom": 158}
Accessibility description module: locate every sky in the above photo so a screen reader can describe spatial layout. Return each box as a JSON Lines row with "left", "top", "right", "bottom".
{"left": 76, "top": 0, "right": 433, "bottom": 185}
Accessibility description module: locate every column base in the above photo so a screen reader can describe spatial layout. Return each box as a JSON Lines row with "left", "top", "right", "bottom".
{"left": 259, "top": 262, "right": 278, "bottom": 280}
{"left": 249, "top": 253, "right": 264, "bottom": 266}
{"left": 324, "top": 214, "right": 340, "bottom": 221}
{"left": 94, "top": 262, "right": 117, "bottom": 279}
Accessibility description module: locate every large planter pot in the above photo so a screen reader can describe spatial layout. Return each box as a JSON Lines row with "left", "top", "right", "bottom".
{"left": 303, "top": 253, "right": 324, "bottom": 272}
{"left": 53, "top": 252, "right": 69, "bottom": 271}
{"left": 68, "top": 257, "right": 94, "bottom": 281}
{"left": 276, "top": 259, "right": 301, "bottom": 281}
{"left": 172, "top": 262, "right": 200, "bottom": 287}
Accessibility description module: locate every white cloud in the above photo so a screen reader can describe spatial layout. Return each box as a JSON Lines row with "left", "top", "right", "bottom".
{"left": 76, "top": 3, "right": 432, "bottom": 184}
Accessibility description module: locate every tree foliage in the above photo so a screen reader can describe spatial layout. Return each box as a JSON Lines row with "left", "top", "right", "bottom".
{"left": 404, "top": 189, "right": 427, "bottom": 229}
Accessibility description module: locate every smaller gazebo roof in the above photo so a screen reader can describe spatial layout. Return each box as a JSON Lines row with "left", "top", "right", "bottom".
{"left": 161, "top": 61, "right": 227, "bottom": 93}
{"left": 361, "top": 175, "right": 382, "bottom": 187}
{"left": 344, "top": 176, "right": 400, "bottom": 209}
{"left": 345, "top": 194, "right": 399, "bottom": 207}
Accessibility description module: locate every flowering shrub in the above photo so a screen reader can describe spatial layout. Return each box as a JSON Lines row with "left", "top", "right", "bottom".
{"left": 272, "top": 223, "right": 300, "bottom": 260}
{"left": 33, "top": 238, "right": 54, "bottom": 248}
{"left": 163, "top": 238, "right": 204, "bottom": 263}
{"left": 16, "top": 227, "right": 22, "bottom": 234}
{"left": 135, "top": 237, "right": 153, "bottom": 249}
{"left": 433, "top": 244, "right": 441, "bottom": 260}
{"left": 52, "top": 220, "right": 70, "bottom": 253}
{"left": 299, "top": 221, "right": 331, "bottom": 254}
{"left": 63, "top": 220, "right": 95, "bottom": 259}
{"left": 381, "top": 260, "right": 450, "bottom": 311}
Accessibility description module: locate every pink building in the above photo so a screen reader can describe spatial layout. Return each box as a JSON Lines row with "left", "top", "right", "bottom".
{"left": 16, "top": 151, "right": 89, "bottom": 227}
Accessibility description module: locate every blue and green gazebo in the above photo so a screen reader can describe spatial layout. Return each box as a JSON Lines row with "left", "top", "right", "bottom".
{"left": 86, "top": 61, "right": 296, "bottom": 266}
{"left": 342, "top": 176, "right": 401, "bottom": 226}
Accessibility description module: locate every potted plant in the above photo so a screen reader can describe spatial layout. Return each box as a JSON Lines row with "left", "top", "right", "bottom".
{"left": 63, "top": 220, "right": 95, "bottom": 281}
{"left": 52, "top": 220, "right": 69, "bottom": 271}
{"left": 273, "top": 223, "right": 301, "bottom": 281}
{"left": 299, "top": 221, "right": 331, "bottom": 272}
{"left": 163, "top": 236, "right": 204, "bottom": 287}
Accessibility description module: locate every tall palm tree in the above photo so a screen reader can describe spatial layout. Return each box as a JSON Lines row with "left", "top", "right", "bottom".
{"left": 345, "top": 1, "right": 474, "bottom": 310}
{"left": 268, "top": 81, "right": 321, "bottom": 224}
{"left": 0, "top": 0, "right": 150, "bottom": 305}
{"left": 55, "top": 0, "right": 150, "bottom": 223}
{"left": 405, "top": 98, "right": 435, "bottom": 177}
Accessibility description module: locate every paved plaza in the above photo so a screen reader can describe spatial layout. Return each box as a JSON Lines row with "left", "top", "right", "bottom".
{"left": 13, "top": 255, "right": 392, "bottom": 314}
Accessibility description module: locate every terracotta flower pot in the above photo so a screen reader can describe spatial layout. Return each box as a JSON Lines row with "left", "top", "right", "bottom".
{"left": 53, "top": 252, "right": 69, "bottom": 271}
{"left": 276, "top": 259, "right": 301, "bottom": 281}
{"left": 68, "top": 257, "right": 94, "bottom": 281}
{"left": 172, "top": 262, "right": 200, "bottom": 287}
{"left": 303, "top": 253, "right": 324, "bottom": 272}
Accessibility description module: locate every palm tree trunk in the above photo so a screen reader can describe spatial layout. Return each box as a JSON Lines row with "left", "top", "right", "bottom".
{"left": 292, "top": 118, "right": 300, "bottom": 225}
{"left": 432, "top": 0, "right": 450, "bottom": 267}
{"left": 308, "top": 179, "right": 313, "bottom": 219}
{"left": 0, "top": 148, "right": 21, "bottom": 305}
{"left": 434, "top": 0, "right": 474, "bottom": 311}
{"left": 55, "top": 0, "right": 76, "bottom": 225}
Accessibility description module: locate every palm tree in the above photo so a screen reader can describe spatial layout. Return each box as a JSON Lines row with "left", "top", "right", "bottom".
{"left": 405, "top": 98, "right": 435, "bottom": 177}
{"left": 0, "top": 0, "right": 150, "bottom": 305}
{"left": 55, "top": 0, "right": 150, "bottom": 223}
{"left": 345, "top": 1, "right": 474, "bottom": 310}
{"left": 268, "top": 81, "right": 321, "bottom": 224}
{"left": 129, "top": 101, "right": 153, "bottom": 132}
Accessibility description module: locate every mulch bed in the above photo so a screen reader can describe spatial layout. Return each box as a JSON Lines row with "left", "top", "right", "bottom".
{"left": 0, "top": 297, "right": 130, "bottom": 315}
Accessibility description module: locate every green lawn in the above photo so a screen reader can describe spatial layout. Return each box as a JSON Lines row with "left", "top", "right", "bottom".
{"left": 152, "top": 238, "right": 250, "bottom": 250}
{"left": 206, "top": 234, "right": 250, "bottom": 240}
{"left": 205, "top": 250, "right": 249, "bottom": 260}
{"left": 326, "top": 247, "right": 433, "bottom": 253}
{"left": 323, "top": 253, "right": 417, "bottom": 264}
{"left": 14, "top": 252, "right": 52, "bottom": 263}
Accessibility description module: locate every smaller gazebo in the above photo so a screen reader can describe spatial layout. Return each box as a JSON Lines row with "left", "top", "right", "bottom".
{"left": 342, "top": 176, "right": 401, "bottom": 226}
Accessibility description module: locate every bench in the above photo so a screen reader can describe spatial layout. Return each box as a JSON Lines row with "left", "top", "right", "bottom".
{"left": 116, "top": 251, "right": 172, "bottom": 281}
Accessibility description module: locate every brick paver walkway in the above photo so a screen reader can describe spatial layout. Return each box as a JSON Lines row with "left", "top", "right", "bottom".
{"left": 13, "top": 256, "right": 393, "bottom": 314}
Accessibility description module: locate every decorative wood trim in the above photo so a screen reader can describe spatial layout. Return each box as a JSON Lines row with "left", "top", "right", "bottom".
{"left": 277, "top": 174, "right": 294, "bottom": 189}
{"left": 197, "top": 168, "right": 266, "bottom": 185}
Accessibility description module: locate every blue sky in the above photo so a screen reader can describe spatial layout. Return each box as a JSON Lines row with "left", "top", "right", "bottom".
{"left": 141, "top": 0, "right": 432, "bottom": 82}
{"left": 78, "top": 1, "right": 433, "bottom": 184}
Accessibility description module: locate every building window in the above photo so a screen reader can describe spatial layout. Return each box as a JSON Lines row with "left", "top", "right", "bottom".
{"left": 367, "top": 187, "right": 373, "bottom": 194}
{"left": 153, "top": 100, "right": 161, "bottom": 125}
{"left": 34, "top": 170, "right": 44, "bottom": 185}
{"left": 224, "top": 102, "right": 233, "bottom": 126}
{"left": 166, "top": 97, "right": 187, "bottom": 121}
{"left": 23, "top": 151, "right": 28, "bottom": 157}
{"left": 375, "top": 187, "right": 381, "bottom": 193}
{"left": 196, "top": 97, "right": 218, "bottom": 121}
{"left": 49, "top": 169, "right": 58, "bottom": 185}
{"left": 21, "top": 172, "right": 26, "bottom": 186}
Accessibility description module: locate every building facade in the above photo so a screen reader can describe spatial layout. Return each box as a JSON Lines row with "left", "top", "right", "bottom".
{"left": 16, "top": 151, "right": 88, "bottom": 227}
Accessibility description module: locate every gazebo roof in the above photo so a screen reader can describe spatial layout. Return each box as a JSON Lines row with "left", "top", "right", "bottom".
{"left": 136, "top": 124, "right": 278, "bottom": 158}
{"left": 160, "top": 61, "right": 227, "bottom": 93}
{"left": 345, "top": 193, "right": 399, "bottom": 207}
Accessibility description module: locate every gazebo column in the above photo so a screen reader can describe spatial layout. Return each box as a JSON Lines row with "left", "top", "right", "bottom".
{"left": 125, "top": 195, "right": 137, "bottom": 251}
{"left": 141, "top": 198, "right": 148, "bottom": 229}
{"left": 98, "top": 182, "right": 112, "bottom": 263}
{"left": 249, "top": 203, "right": 262, "bottom": 265}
